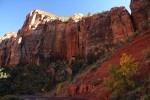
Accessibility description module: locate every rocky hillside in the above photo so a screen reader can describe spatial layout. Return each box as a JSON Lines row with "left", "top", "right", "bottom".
{"left": 60, "top": 29, "right": 150, "bottom": 100}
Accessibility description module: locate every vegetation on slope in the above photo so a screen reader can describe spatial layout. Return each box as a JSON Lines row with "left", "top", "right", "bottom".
{"left": 104, "top": 51, "right": 150, "bottom": 100}
{"left": 0, "top": 58, "right": 84, "bottom": 96}
{"left": 0, "top": 30, "right": 149, "bottom": 100}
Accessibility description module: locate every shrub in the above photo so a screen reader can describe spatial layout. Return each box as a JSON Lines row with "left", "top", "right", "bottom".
{"left": 104, "top": 53, "right": 138, "bottom": 98}
{"left": 87, "top": 12, "right": 93, "bottom": 16}
{"left": 0, "top": 95, "right": 19, "bottom": 100}
{"left": 140, "top": 94, "right": 150, "bottom": 100}
{"left": 0, "top": 65, "right": 53, "bottom": 96}
{"left": 87, "top": 52, "right": 98, "bottom": 64}
{"left": 70, "top": 58, "right": 84, "bottom": 75}
{"left": 133, "top": 31, "right": 139, "bottom": 36}
{"left": 92, "top": 79, "right": 101, "bottom": 86}
{"left": 56, "top": 83, "right": 63, "bottom": 95}
{"left": 142, "top": 47, "right": 150, "bottom": 65}
{"left": 123, "top": 31, "right": 139, "bottom": 44}
{"left": 87, "top": 50, "right": 109, "bottom": 65}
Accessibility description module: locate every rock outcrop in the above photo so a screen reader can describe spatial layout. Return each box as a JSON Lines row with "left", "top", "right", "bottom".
{"left": 0, "top": 32, "right": 17, "bottom": 66}
{"left": 81, "top": 7, "right": 134, "bottom": 58}
{"left": 18, "top": 10, "right": 82, "bottom": 65}
{"left": 68, "top": 84, "right": 94, "bottom": 96}
{"left": 130, "top": 0, "right": 150, "bottom": 31}
{"left": 0, "top": 7, "right": 135, "bottom": 66}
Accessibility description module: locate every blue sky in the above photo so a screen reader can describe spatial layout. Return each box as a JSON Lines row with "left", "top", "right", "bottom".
{"left": 0, "top": 0, "right": 131, "bottom": 36}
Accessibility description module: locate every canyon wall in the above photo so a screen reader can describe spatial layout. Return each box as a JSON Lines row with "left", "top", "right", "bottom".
{"left": 0, "top": 0, "right": 149, "bottom": 67}
{"left": 130, "top": 0, "right": 150, "bottom": 31}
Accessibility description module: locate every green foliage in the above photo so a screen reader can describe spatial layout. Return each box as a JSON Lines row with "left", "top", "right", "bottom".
{"left": 87, "top": 12, "right": 93, "bottom": 16}
{"left": 0, "top": 67, "right": 12, "bottom": 96}
{"left": 143, "top": 19, "right": 150, "bottom": 31}
{"left": 133, "top": 31, "right": 139, "bottom": 36}
{"left": 92, "top": 79, "right": 101, "bottom": 86}
{"left": 87, "top": 52, "right": 98, "bottom": 64}
{"left": 124, "top": 36, "right": 133, "bottom": 43}
{"left": 142, "top": 47, "right": 150, "bottom": 65}
{"left": 87, "top": 51, "right": 106, "bottom": 65}
{"left": 55, "top": 60, "right": 69, "bottom": 70}
{"left": 140, "top": 94, "right": 150, "bottom": 100}
{"left": 9, "top": 65, "right": 49, "bottom": 94}
{"left": 104, "top": 52, "right": 150, "bottom": 99}
{"left": 0, "top": 65, "right": 55, "bottom": 96}
{"left": 56, "top": 83, "right": 63, "bottom": 95}
{"left": 122, "top": 31, "right": 139, "bottom": 44}
{"left": 70, "top": 58, "right": 84, "bottom": 75}
{"left": 0, "top": 95, "right": 19, "bottom": 100}
{"left": 55, "top": 58, "right": 84, "bottom": 80}
{"left": 104, "top": 53, "right": 138, "bottom": 98}
{"left": 0, "top": 58, "right": 83, "bottom": 96}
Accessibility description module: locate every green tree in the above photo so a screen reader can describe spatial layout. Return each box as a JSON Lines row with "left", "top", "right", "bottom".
{"left": 0, "top": 65, "right": 53, "bottom": 96}
{"left": 104, "top": 53, "right": 138, "bottom": 99}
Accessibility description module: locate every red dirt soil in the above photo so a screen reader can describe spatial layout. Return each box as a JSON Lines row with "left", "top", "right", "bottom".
{"left": 66, "top": 30, "right": 150, "bottom": 100}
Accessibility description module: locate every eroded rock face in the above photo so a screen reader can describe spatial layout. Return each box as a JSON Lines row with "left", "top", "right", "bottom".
{"left": 80, "top": 7, "right": 134, "bottom": 58}
{"left": 130, "top": 0, "right": 150, "bottom": 31}
{"left": 0, "top": 6, "right": 135, "bottom": 66}
{"left": 8, "top": 36, "right": 22, "bottom": 66}
{"left": 19, "top": 9, "right": 59, "bottom": 37}
{"left": 0, "top": 32, "right": 17, "bottom": 66}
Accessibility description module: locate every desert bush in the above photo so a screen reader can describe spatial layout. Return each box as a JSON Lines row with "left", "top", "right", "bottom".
{"left": 0, "top": 95, "right": 19, "bottom": 100}
{"left": 139, "top": 93, "right": 150, "bottom": 100}
{"left": 104, "top": 53, "right": 138, "bottom": 98}
{"left": 122, "top": 31, "right": 139, "bottom": 44}
{"left": 133, "top": 31, "right": 139, "bottom": 36}
{"left": 87, "top": 50, "right": 108, "bottom": 65}
{"left": 70, "top": 58, "right": 84, "bottom": 75}
{"left": 124, "top": 36, "right": 133, "bottom": 43}
{"left": 87, "top": 12, "right": 93, "bottom": 16}
{"left": 92, "top": 79, "right": 101, "bottom": 86}
{"left": 142, "top": 47, "right": 150, "bottom": 65}
{"left": 143, "top": 19, "right": 150, "bottom": 31}
{"left": 56, "top": 83, "right": 63, "bottom": 95}
{"left": 55, "top": 58, "right": 83, "bottom": 80}
{"left": 87, "top": 52, "right": 98, "bottom": 64}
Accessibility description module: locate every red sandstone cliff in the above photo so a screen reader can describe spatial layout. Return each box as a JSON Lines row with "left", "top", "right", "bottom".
{"left": 130, "top": 0, "right": 150, "bottom": 31}
{"left": 0, "top": 32, "right": 17, "bottom": 66}
{"left": 0, "top": 0, "right": 149, "bottom": 67}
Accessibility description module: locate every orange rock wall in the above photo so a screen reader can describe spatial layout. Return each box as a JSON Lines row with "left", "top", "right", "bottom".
{"left": 2, "top": 0, "right": 149, "bottom": 66}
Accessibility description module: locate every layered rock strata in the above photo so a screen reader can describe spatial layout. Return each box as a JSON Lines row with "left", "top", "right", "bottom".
{"left": 1, "top": 4, "right": 144, "bottom": 66}
{"left": 130, "top": 0, "right": 150, "bottom": 31}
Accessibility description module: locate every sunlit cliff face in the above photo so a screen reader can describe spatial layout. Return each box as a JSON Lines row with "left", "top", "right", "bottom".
{"left": 0, "top": 6, "right": 135, "bottom": 67}
{"left": 0, "top": 32, "right": 16, "bottom": 42}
